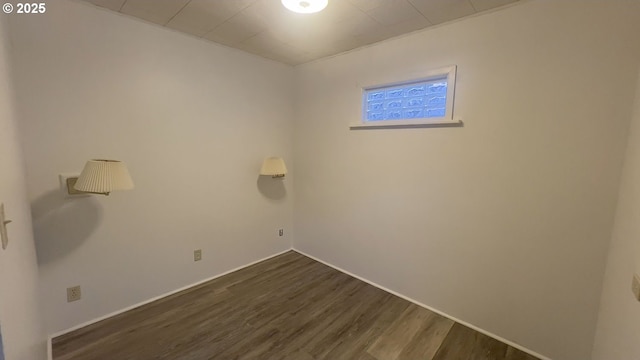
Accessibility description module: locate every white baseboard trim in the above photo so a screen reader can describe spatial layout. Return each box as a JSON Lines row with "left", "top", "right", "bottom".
{"left": 292, "top": 249, "right": 552, "bottom": 360}
{"left": 47, "top": 247, "right": 293, "bottom": 352}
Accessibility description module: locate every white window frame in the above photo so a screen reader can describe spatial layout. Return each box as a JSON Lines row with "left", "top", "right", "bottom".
{"left": 351, "top": 65, "right": 459, "bottom": 129}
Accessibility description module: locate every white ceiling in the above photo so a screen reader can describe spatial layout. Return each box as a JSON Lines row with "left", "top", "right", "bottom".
{"left": 82, "top": 0, "right": 521, "bottom": 65}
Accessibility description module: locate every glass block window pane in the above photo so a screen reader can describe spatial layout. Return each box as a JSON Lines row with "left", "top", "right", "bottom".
{"left": 363, "top": 77, "right": 449, "bottom": 122}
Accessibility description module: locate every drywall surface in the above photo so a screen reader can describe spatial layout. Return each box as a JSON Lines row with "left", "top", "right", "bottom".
{"left": 592, "top": 68, "right": 640, "bottom": 360}
{"left": 0, "top": 15, "right": 46, "bottom": 360}
{"left": 293, "top": 1, "right": 640, "bottom": 359}
{"left": 8, "top": 0, "right": 294, "bottom": 335}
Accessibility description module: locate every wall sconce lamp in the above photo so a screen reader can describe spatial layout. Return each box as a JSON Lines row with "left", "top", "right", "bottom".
{"left": 64, "top": 159, "right": 134, "bottom": 196}
{"left": 260, "top": 157, "right": 287, "bottom": 178}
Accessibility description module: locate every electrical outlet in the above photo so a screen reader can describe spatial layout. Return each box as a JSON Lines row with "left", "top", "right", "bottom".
{"left": 632, "top": 274, "right": 640, "bottom": 302}
{"left": 67, "top": 286, "right": 81, "bottom": 302}
{"left": 278, "top": 229, "right": 284, "bottom": 237}
{"left": 194, "top": 249, "right": 202, "bottom": 262}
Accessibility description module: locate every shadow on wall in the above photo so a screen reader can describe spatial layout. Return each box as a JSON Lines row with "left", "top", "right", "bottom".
{"left": 31, "top": 190, "right": 102, "bottom": 265}
{"left": 256, "top": 176, "right": 287, "bottom": 201}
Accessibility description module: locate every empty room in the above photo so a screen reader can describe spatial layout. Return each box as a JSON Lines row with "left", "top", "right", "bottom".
{"left": 1, "top": 0, "right": 639, "bottom": 359}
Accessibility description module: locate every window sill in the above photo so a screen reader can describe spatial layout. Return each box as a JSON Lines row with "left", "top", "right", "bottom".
{"left": 349, "top": 119, "right": 463, "bottom": 130}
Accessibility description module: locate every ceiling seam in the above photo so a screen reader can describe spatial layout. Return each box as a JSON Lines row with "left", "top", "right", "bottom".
{"left": 467, "top": 0, "right": 479, "bottom": 13}
{"left": 164, "top": 0, "right": 193, "bottom": 26}
{"left": 348, "top": 1, "right": 386, "bottom": 27}
{"left": 200, "top": 2, "right": 256, "bottom": 42}
{"left": 406, "top": 0, "right": 434, "bottom": 24}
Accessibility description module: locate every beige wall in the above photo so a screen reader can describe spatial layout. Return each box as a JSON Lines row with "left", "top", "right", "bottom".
{"left": 592, "top": 68, "right": 640, "bottom": 360}
{"left": 292, "top": 1, "right": 640, "bottom": 359}
{"left": 0, "top": 15, "right": 46, "bottom": 360}
{"left": 8, "top": 0, "right": 295, "bottom": 335}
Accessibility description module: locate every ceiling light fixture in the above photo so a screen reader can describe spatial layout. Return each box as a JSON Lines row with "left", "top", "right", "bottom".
{"left": 281, "top": 0, "right": 328, "bottom": 14}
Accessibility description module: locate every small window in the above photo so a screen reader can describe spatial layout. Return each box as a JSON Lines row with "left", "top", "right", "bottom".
{"left": 352, "top": 65, "right": 458, "bottom": 129}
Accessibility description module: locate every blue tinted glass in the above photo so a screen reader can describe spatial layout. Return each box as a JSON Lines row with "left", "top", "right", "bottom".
{"left": 367, "top": 111, "right": 384, "bottom": 121}
{"left": 385, "top": 99, "right": 403, "bottom": 109}
{"left": 427, "top": 96, "right": 446, "bottom": 106}
{"left": 404, "top": 108, "right": 424, "bottom": 118}
{"left": 406, "top": 85, "right": 425, "bottom": 97}
{"left": 368, "top": 101, "right": 384, "bottom": 111}
{"left": 405, "top": 97, "right": 424, "bottom": 108}
{"left": 386, "top": 110, "right": 403, "bottom": 119}
{"left": 386, "top": 88, "right": 404, "bottom": 98}
{"left": 428, "top": 82, "right": 447, "bottom": 94}
{"left": 426, "top": 108, "right": 446, "bottom": 117}
{"left": 363, "top": 77, "right": 448, "bottom": 121}
{"left": 368, "top": 91, "right": 385, "bottom": 101}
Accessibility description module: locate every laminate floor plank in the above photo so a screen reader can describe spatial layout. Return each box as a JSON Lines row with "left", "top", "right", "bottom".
{"left": 53, "top": 251, "right": 541, "bottom": 360}
{"left": 259, "top": 279, "right": 369, "bottom": 360}
{"left": 433, "top": 323, "right": 515, "bottom": 360}
{"left": 396, "top": 311, "right": 455, "bottom": 360}
{"left": 319, "top": 292, "right": 401, "bottom": 360}
{"left": 367, "top": 303, "right": 451, "bottom": 360}
{"left": 252, "top": 278, "right": 369, "bottom": 359}
{"left": 181, "top": 264, "right": 361, "bottom": 360}
{"left": 323, "top": 295, "right": 410, "bottom": 360}
{"left": 304, "top": 286, "right": 392, "bottom": 359}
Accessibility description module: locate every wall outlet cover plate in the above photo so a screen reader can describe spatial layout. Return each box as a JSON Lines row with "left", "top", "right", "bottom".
{"left": 67, "top": 286, "right": 81, "bottom": 302}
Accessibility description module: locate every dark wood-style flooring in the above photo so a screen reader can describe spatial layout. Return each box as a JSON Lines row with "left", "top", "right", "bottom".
{"left": 53, "top": 251, "right": 540, "bottom": 360}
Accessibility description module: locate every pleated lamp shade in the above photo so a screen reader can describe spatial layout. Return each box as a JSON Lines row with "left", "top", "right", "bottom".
{"left": 74, "top": 159, "right": 134, "bottom": 195}
{"left": 260, "top": 157, "right": 287, "bottom": 178}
